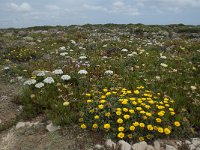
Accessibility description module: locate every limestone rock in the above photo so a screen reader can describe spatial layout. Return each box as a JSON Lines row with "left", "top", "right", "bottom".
{"left": 189, "top": 144, "right": 196, "bottom": 150}
{"left": 153, "top": 140, "right": 160, "bottom": 150}
{"left": 105, "top": 139, "right": 116, "bottom": 149}
{"left": 116, "top": 140, "right": 131, "bottom": 150}
{"left": 94, "top": 144, "right": 104, "bottom": 150}
{"left": 16, "top": 122, "right": 26, "bottom": 129}
{"left": 191, "top": 138, "right": 200, "bottom": 147}
{"left": 132, "top": 141, "right": 148, "bottom": 150}
{"left": 146, "top": 145, "right": 155, "bottom": 150}
{"left": 166, "top": 145, "right": 177, "bottom": 150}
{"left": 46, "top": 122, "right": 60, "bottom": 132}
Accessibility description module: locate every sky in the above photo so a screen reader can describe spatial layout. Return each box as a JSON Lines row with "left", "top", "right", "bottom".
{"left": 0, "top": 0, "right": 200, "bottom": 28}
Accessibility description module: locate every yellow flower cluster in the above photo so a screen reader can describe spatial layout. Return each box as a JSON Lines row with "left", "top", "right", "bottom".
{"left": 80, "top": 87, "right": 182, "bottom": 141}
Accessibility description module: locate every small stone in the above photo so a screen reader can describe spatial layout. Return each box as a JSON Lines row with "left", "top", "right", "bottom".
{"left": 94, "top": 144, "right": 104, "bottom": 150}
{"left": 185, "top": 140, "right": 191, "bottom": 145}
{"left": 116, "top": 140, "right": 131, "bottom": 150}
{"left": 196, "top": 147, "right": 200, "bottom": 150}
{"left": 191, "top": 138, "right": 200, "bottom": 147}
{"left": 16, "top": 122, "right": 26, "bottom": 129}
{"left": 132, "top": 141, "right": 148, "bottom": 150}
{"left": 146, "top": 145, "right": 155, "bottom": 150}
{"left": 105, "top": 139, "right": 116, "bottom": 149}
{"left": 46, "top": 122, "right": 60, "bottom": 132}
{"left": 166, "top": 145, "right": 177, "bottom": 150}
{"left": 189, "top": 144, "right": 196, "bottom": 150}
{"left": 153, "top": 140, "right": 160, "bottom": 150}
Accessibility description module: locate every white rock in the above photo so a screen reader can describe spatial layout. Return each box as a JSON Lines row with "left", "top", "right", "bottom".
{"left": 189, "top": 144, "right": 196, "bottom": 150}
{"left": 153, "top": 140, "right": 160, "bottom": 150}
{"left": 94, "top": 144, "right": 104, "bottom": 150}
{"left": 46, "top": 122, "right": 60, "bottom": 132}
{"left": 116, "top": 140, "right": 131, "bottom": 150}
{"left": 105, "top": 139, "right": 116, "bottom": 149}
{"left": 16, "top": 122, "right": 26, "bottom": 129}
{"left": 175, "top": 141, "right": 182, "bottom": 147}
{"left": 196, "top": 147, "right": 200, "bottom": 150}
{"left": 166, "top": 145, "right": 177, "bottom": 150}
{"left": 191, "top": 138, "right": 200, "bottom": 147}
{"left": 132, "top": 141, "right": 148, "bottom": 150}
{"left": 185, "top": 140, "right": 191, "bottom": 145}
{"left": 146, "top": 145, "right": 155, "bottom": 150}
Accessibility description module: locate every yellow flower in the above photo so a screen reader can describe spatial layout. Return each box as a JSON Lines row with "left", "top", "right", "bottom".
{"left": 158, "top": 127, "right": 163, "bottom": 133}
{"left": 98, "top": 104, "right": 104, "bottom": 109}
{"left": 116, "top": 111, "right": 122, "bottom": 116}
{"left": 129, "top": 109, "right": 135, "bottom": 114}
{"left": 117, "top": 118, "right": 123, "bottom": 124}
{"left": 128, "top": 134, "right": 133, "bottom": 139}
{"left": 104, "top": 124, "right": 110, "bottom": 129}
{"left": 169, "top": 108, "right": 174, "bottom": 111}
{"left": 63, "top": 101, "right": 70, "bottom": 106}
{"left": 156, "top": 118, "right": 162, "bottom": 123}
{"left": 87, "top": 99, "right": 92, "bottom": 103}
{"left": 145, "top": 105, "right": 151, "bottom": 109}
{"left": 103, "top": 88, "right": 108, "bottom": 92}
{"left": 92, "top": 123, "right": 98, "bottom": 129}
{"left": 139, "top": 123, "right": 145, "bottom": 128}
{"left": 85, "top": 93, "right": 91, "bottom": 97}
{"left": 100, "top": 100, "right": 106, "bottom": 103}
{"left": 79, "top": 118, "right": 83, "bottom": 122}
{"left": 101, "top": 95, "right": 106, "bottom": 99}
{"left": 136, "top": 107, "right": 142, "bottom": 111}
{"left": 133, "top": 121, "right": 139, "bottom": 126}
{"left": 129, "top": 126, "right": 135, "bottom": 131}
{"left": 105, "top": 112, "right": 111, "bottom": 117}
{"left": 117, "top": 132, "right": 125, "bottom": 138}
{"left": 81, "top": 124, "right": 87, "bottom": 129}
{"left": 170, "top": 112, "right": 175, "bottom": 115}
{"left": 116, "top": 108, "right": 121, "bottom": 111}
{"left": 158, "top": 111, "right": 165, "bottom": 117}
{"left": 164, "top": 128, "right": 171, "bottom": 134}
{"left": 106, "top": 92, "right": 111, "bottom": 96}
{"left": 174, "top": 121, "right": 180, "bottom": 127}
{"left": 118, "top": 126, "right": 125, "bottom": 132}
{"left": 134, "top": 90, "right": 140, "bottom": 94}
{"left": 121, "top": 99, "right": 128, "bottom": 105}
{"left": 130, "top": 97, "right": 135, "bottom": 101}
{"left": 139, "top": 137, "right": 144, "bottom": 141}
{"left": 94, "top": 115, "right": 99, "bottom": 119}
{"left": 140, "top": 111, "right": 145, "bottom": 114}
{"left": 132, "top": 101, "right": 137, "bottom": 105}
{"left": 146, "top": 112, "right": 152, "bottom": 117}
{"left": 123, "top": 108, "right": 128, "bottom": 112}
{"left": 146, "top": 134, "right": 151, "bottom": 140}
{"left": 124, "top": 114, "right": 130, "bottom": 119}
{"left": 89, "top": 109, "right": 94, "bottom": 113}
{"left": 147, "top": 125, "right": 154, "bottom": 131}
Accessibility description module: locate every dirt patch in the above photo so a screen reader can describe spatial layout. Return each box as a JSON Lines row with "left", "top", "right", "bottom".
{"left": 0, "top": 80, "right": 22, "bottom": 131}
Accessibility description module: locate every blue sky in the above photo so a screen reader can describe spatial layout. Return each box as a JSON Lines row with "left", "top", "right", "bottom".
{"left": 0, "top": 0, "right": 200, "bottom": 28}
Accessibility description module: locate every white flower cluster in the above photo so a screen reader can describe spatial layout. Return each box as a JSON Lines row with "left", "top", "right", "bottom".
{"left": 60, "top": 52, "right": 68, "bottom": 56}
{"left": 121, "top": 48, "right": 128, "bottom": 52}
{"left": 78, "top": 70, "right": 88, "bottom": 75}
{"left": 23, "top": 79, "right": 36, "bottom": 85}
{"left": 160, "top": 63, "right": 168, "bottom": 68}
{"left": 52, "top": 69, "right": 63, "bottom": 75}
{"left": 43, "top": 77, "right": 55, "bottom": 84}
{"left": 61, "top": 75, "right": 71, "bottom": 81}
{"left": 79, "top": 56, "right": 87, "bottom": 59}
{"left": 37, "top": 71, "right": 45, "bottom": 77}
{"left": 105, "top": 70, "right": 114, "bottom": 75}
{"left": 35, "top": 82, "right": 44, "bottom": 88}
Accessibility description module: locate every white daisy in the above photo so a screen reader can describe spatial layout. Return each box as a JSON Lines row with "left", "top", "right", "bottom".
{"left": 35, "top": 82, "right": 44, "bottom": 88}
{"left": 52, "top": 69, "right": 63, "bottom": 75}
{"left": 78, "top": 70, "right": 88, "bottom": 75}
{"left": 61, "top": 75, "right": 71, "bottom": 81}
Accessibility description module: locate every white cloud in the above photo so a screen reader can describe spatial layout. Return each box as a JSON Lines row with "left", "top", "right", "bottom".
{"left": 83, "top": 4, "right": 108, "bottom": 11}
{"left": 111, "top": 1, "right": 140, "bottom": 16}
{"left": 10, "top": 2, "right": 32, "bottom": 13}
